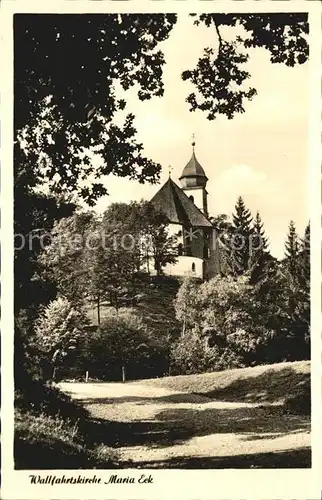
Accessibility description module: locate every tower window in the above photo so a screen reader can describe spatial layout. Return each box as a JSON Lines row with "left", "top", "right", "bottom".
{"left": 178, "top": 243, "right": 183, "bottom": 256}
{"left": 192, "top": 262, "right": 196, "bottom": 272}
{"left": 189, "top": 195, "right": 194, "bottom": 203}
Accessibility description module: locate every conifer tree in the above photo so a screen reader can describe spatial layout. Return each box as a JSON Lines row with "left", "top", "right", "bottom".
{"left": 230, "top": 196, "right": 253, "bottom": 275}
{"left": 297, "top": 222, "right": 310, "bottom": 292}
{"left": 252, "top": 211, "right": 268, "bottom": 252}
{"left": 249, "top": 211, "right": 272, "bottom": 284}
{"left": 280, "top": 221, "right": 310, "bottom": 359}
{"left": 284, "top": 220, "right": 299, "bottom": 276}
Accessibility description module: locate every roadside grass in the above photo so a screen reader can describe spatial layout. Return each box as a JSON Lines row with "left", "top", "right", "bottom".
{"left": 15, "top": 408, "right": 119, "bottom": 469}
{"left": 137, "top": 360, "right": 310, "bottom": 414}
{"left": 14, "top": 379, "right": 120, "bottom": 469}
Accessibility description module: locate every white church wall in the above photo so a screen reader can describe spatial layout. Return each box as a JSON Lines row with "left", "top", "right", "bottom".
{"left": 183, "top": 188, "right": 205, "bottom": 214}
{"left": 141, "top": 256, "right": 203, "bottom": 279}
{"left": 163, "top": 256, "right": 203, "bottom": 278}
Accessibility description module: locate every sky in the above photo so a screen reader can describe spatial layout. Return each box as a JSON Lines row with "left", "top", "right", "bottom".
{"left": 91, "top": 14, "right": 309, "bottom": 259}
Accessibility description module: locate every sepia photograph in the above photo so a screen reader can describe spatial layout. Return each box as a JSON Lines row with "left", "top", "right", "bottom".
{"left": 1, "top": 0, "right": 321, "bottom": 498}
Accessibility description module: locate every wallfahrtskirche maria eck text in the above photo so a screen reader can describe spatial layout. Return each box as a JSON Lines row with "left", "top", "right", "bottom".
{"left": 29, "top": 474, "right": 154, "bottom": 485}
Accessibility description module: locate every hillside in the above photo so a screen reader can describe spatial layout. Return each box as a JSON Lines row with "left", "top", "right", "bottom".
{"left": 84, "top": 276, "right": 181, "bottom": 341}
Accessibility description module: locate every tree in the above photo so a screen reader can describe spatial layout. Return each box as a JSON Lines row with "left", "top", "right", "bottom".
{"left": 252, "top": 211, "right": 268, "bottom": 252}
{"left": 175, "top": 275, "right": 278, "bottom": 367}
{"left": 182, "top": 13, "right": 308, "bottom": 120}
{"left": 40, "top": 201, "right": 178, "bottom": 322}
{"left": 39, "top": 211, "right": 96, "bottom": 305}
{"left": 174, "top": 277, "right": 202, "bottom": 337}
{"left": 84, "top": 310, "right": 168, "bottom": 381}
{"left": 15, "top": 14, "right": 308, "bottom": 205}
{"left": 210, "top": 213, "right": 234, "bottom": 276}
{"left": 170, "top": 331, "right": 243, "bottom": 375}
{"left": 254, "top": 255, "right": 310, "bottom": 362}
{"left": 138, "top": 202, "right": 178, "bottom": 275}
{"left": 102, "top": 201, "right": 178, "bottom": 278}
{"left": 249, "top": 211, "right": 273, "bottom": 284}
{"left": 284, "top": 220, "right": 300, "bottom": 276}
{"left": 15, "top": 14, "right": 177, "bottom": 204}
{"left": 282, "top": 222, "right": 310, "bottom": 358}
{"left": 34, "top": 297, "right": 90, "bottom": 380}
{"left": 14, "top": 164, "right": 77, "bottom": 317}
{"left": 230, "top": 196, "right": 254, "bottom": 275}
{"left": 298, "top": 222, "right": 310, "bottom": 285}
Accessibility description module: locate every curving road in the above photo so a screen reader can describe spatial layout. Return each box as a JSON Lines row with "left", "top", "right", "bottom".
{"left": 59, "top": 381, "right": 311, "bottom": 468}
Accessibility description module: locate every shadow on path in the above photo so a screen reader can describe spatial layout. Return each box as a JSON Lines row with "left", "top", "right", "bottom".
{"left": 120, "top": 447, "right": 311, "bottom": 469}
{"left": 83, "top": 404, "right": 310, "bottom": 450}
{"left": 79, "top": 393, "right": 209, "bottom": 405}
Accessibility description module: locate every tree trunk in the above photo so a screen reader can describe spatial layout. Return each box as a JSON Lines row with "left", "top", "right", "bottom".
{"left": 115, "top": 291, "right": 119, "bottom": 315}
{"left": 181, "top": 318, "right": 186, "bottom": 338}
{"left": 121, "top": 365, "right": 126, "bottom": 382}
{"left": 97, "top": 296, "right": 101, "bottom": 325}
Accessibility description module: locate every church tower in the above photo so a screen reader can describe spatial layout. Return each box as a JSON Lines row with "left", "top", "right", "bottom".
{"left": 179, "top": 139, "right": 208, "bottom": 216}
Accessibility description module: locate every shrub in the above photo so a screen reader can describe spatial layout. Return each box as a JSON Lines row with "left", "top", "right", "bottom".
{"left": 174, "top": 275, "right": 282, "bottom": 369}
{"left": 170, "top": 331, "right": 244, "bottom": 375}
{"left": 83, "top": 309, "right": 168, "bottom": 380}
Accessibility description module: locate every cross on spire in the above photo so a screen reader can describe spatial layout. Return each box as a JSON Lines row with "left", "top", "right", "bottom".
{"left": 168, "top": 165, "right": 173, "bottom": 177}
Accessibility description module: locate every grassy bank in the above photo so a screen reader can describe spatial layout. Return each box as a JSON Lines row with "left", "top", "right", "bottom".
{"left": 14, "top": 379, "right": 119, "bottom": 469}
{"left": 137, "top": 360, "right": 310, "bottom": 413}
{"left": 15, "top": 409, "right": 118, "bottom": 469}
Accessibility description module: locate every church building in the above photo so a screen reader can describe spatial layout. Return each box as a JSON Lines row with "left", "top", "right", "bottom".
{"left": 150, "top": 141, "right": 220, "bottom": 279}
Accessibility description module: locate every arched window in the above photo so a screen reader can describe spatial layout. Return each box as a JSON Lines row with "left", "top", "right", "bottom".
{"left": 189, "top": 195, "right": 194, "bottom": 203}
{"left": 192, "top": 262, "right": 196, "bottom": 272}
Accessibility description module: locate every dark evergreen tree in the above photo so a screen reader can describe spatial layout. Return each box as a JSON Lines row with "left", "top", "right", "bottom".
{"left": 296, "top": 222, "right": 310, "bottom": 345}
{"left": 230, "top": 196, "right": 254, "bottom": 275}
{"left": 252, "top": 211, "right": 268, "bottom": 251}
{"left": 274, "top": 221, "right": 310, "bottom": 361}
{"left": 249, "top": 211, "right": 273, "bottom": 284}
{"left": 284, "top": 220, "right": 300, "bottom": 276}
{"left": 299, "top": 222, "right": 310, "bottom": 282}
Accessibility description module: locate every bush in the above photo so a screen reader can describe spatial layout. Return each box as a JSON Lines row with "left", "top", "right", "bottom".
{"left": 83, "top": 309, "right": 169, "bottom": 381}
{"left": 174, "top": 275, "right": 291, "bottom": 369}
{"left": 170, "top": 331, "right": 243, "bottom": 375}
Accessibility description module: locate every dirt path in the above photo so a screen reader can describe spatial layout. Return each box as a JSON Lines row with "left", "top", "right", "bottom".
{"left": 59, "top": 381, "right": 310, "bottom": 468}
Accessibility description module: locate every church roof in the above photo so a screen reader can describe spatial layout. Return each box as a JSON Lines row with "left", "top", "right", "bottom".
{"left": 179, "top": 148, "right": 208, "bottom": 182}
{"left": 150, "top": 177, "right": 212, "bottom": 228}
